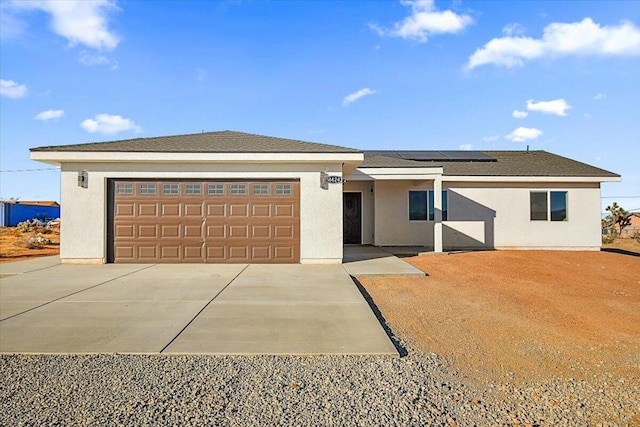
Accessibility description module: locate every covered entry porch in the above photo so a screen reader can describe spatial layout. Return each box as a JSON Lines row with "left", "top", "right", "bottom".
{"left": 343, "top": 166, "right": 445, "bottom": 252}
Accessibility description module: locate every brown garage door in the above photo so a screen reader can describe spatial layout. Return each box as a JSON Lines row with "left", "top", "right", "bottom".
{"left": 108, "top": 180, "right": 300, "bottom": 263}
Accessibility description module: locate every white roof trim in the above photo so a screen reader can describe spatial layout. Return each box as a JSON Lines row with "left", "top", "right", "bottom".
{"left": 443, "top": 175, "right": 621, "bottom": 183}
{"left": 350, "top": 167, "right": 444, "bottom": 181}
{"left": 31, "top": 151, "right": 364, "bottom": 165}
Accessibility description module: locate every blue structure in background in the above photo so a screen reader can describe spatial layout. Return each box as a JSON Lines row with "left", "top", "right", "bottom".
{"left": 0, "top": 202, "right": 60, "bottom": 227}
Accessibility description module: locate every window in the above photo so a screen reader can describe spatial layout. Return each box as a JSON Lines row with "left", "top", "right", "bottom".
{"left": 428, "top": 190, "right": 448, "bottom": 221}
{"left": 530, "top": 191, "right": 568, "bottom": 221}
{"left": 163, "top": 184, "right": 180, "bottom": 195}
{"left": 253, "top": 184, "right": 270, "bottom": 195}
{"left": 275, "top": 183, "right": 292, "bottom": 196}
{"left": 230, "top": 183, "right": 247, "bottom": 195}
{"left": 409, "top": 191, "right": 427, "bottom": 221}
{"left": 185, "top": 183, "right": 202, "bottom": 195}
{"left": 116, "top": 183, "right": 134, "bottom": 195}
{"left": 139, "top": 183, "right": 157, "bottom": 195}
{"left": 550, "top": 191, "right": 567, "bottom": 221}
{"left": 409, "top": 190, "right": 448, "bottom": 221}
{"left": 208, "top": 184, "right": 225, "bottom": 195}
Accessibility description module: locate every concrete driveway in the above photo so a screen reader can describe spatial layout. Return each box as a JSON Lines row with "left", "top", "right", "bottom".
{"left": 0, "top": 258, "right": 397, "bottom": 355}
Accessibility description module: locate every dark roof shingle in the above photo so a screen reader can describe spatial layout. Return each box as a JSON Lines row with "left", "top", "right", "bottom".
{"left": 30, "top": 130, "right": 361, "bottom": 154}
{"left": 361, "top": 150, "right": 619, "bottom": 177}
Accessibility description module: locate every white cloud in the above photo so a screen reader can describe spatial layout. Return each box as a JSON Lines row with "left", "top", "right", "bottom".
{"left": 35, "top": 109, "right": 64, "bottom": 120}
{"left": 467, "top": 18, "right": 640, "bottom": 70}
{"left": 80, "top": 113, "right": 141, "bottom": 134}
{"left": 9, "top": 0, "right": 120, "bottom": 50}
{"left": 459, "top": 143, "right": 473, "bottom": 150}
{"left": 526, "top": 98, "right": 571, "bottom": 116}
{"left": 0, "top": 79, "right": 28, "bottom": 98}
{"left": 369, "top": 0, "right": 473, "bottom": 43}
{"left": 512, "top": 110, "right": 528, "bottom": 119}
{"left": 594, "top": 92, "right": 606, "bottom": 100}
{"left": 482, "top": 134, "right": 500, "bottom": 142}
{"left": 78, "top": 52, "right": 118, "bottom": 69}
{"left": 505, "top": 127, "right": 543, "bottom": 142}
{"left": 502, "top": 23, "right": 526, "bottom": 37}
{"left": 342, "top": 88, "right": 377, "bottom": 106}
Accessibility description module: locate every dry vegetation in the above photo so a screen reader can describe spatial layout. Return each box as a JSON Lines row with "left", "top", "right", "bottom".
{"left": 358, "top": 250, "right": 640, "bottom": 386}
{"left": 0, "top": 225, "right": 60, "bottom": 263}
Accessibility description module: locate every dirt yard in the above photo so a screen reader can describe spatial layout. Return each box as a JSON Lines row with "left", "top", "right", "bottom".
{"left": 358, "top": 250, "right": 640, "bottom": 386}
{"left": 603, "top": 237, "right": 640, "bottom": 254}
{"left": 0, "top": 226, "right": 60, "bottom": 263}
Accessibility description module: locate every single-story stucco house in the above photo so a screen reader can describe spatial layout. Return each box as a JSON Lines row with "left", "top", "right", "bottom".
{"left": 30, "top": 130, "right": 620, "bottom": 264}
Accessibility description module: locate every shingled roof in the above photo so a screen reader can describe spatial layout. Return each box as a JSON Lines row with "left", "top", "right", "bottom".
{"left": 30, "top": 130, "right": 361, "bottom": 154}
{"left": 361, "top": 150, "right": 619, "bottom": 178}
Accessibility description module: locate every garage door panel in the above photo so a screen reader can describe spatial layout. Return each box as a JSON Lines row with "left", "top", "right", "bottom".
{"left": 228, "top": 225, "right": 248, "bottom": 238}
{"left": 183, "top": 246, "right": 203, "bottom": 261}
{"left": 206, "top": 203, "right": 226, "bottom": 216}
{"left": 160, "top": 246, "right": 181, "bottom": 260}
{"left": 274, "top": 225, "right": 294, "bottom": 239}
{"left": 138, "top": 246, "right": 157, "bottom": 260}
{"left": 116, "top": 204, "right": 135, "bottom": 217}
{"left": 274, "top": 204, "right": 294, "bottom": 217}
{"left": 112, "top": 180, "right": 299, "bottom": 263}
{"left": 252, "top": 225, "right": 270, "bottom": 238}
{"left": 138, "top": 203, "right": 158, "bottom": 216}
{"left": 184, "top": 204, "right": 203, "bottom": 217}
{"left": 229, "top": 204, "right": 249, "bottom": 217}
{"left": 251, "top": 246, "right": 271, "bottom": 260}
{"left": 115, "top": 246, "right": 135, "bottom": 260}
{"left": 228, "top": 246, "right": 249, "bottom": 260}
{"left": 252, "top": 204, "right": 271, "bottom": 216}
{"left": 162, "top": 203, "right": 181, "bottom": 216}
{"left": 115, "top": 225, "right": 135, "bottom": 238}
{"left": 206, "top": 246, "right": 225, "bottom": 261}
{"left": 207, "top": 225, "right": 225, "bottom": 238}
{"left": 138, "top": 224, "right": 158, "bottom": 238}
{"left": 274, "top": 246, "right": 294, "bottom": 261}
{"left": 161, "top": 224, "right": 180, "bottom": 238}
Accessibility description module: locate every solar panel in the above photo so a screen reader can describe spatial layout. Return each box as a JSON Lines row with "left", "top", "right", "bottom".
{"left": 363, "top": 150, "right": 496, "bottom": 162}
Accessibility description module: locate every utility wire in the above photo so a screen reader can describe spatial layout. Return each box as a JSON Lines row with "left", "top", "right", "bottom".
{"left": 0, "top": 168, "right": 59, "bottom": 172}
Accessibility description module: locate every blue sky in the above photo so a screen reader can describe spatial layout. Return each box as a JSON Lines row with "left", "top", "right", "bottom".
{"left": 1, "top": 0, "right": 639, "bottom": 213}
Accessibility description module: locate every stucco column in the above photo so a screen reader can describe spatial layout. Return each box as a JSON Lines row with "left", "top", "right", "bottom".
{"left": 433, "top": 176, "right": 443, "bottom": 253}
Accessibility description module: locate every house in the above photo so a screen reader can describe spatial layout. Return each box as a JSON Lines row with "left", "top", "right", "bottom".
{"left": 0, "top": 200, "right": 60, "bottom": 227}
{"left": 621, "top": 212, "right": 640, "bottom": 238}
{"left": 30, "top": 131, "right": 620, "bottom": 264}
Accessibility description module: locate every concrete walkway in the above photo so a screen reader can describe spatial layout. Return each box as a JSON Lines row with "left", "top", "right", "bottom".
{"left": 0, "top": 258, "right": 397, "bottom": 356}
{"left": 342, "top": 246, "right": 425, "bottom": 277}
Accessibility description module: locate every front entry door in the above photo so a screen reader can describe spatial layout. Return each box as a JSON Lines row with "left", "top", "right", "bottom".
{"left": 343, "top": 192, "right": 362, "bottom": 244}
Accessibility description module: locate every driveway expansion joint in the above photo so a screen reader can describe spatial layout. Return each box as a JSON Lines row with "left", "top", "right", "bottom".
{"left": 159, "top": 264, "right": 249, "bottom": 353}
{"left": 0, "top": 264, "right": 156, "bottom": 322}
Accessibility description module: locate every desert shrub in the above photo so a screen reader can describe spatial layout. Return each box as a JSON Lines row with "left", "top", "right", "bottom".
{"left": 602, "top": 233, "right": 616, "bottom": 244}
{"left": 16, "top": 221, "right": 33, "bottom": 233}
{"left": 23, "top": 235, "right": 52, "bottom": 249}
{"left": 633, "top": 230, "right": 640, "bottom": 244}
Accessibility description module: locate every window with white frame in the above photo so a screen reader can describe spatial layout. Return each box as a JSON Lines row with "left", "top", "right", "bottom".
{"left": 409, "top": 190, "right": 448, "bottom": 221}
{"left": 530, "top": 191, "right": 568, "bottom": 221}
{"left": 185, "top": 183, "right": 202, "bottom": 195}
{"left": 208, "top": 183, "right": 225, "bottom": 195}
{"left": 275, "top": 183, "right": 292, "bottom": 196}
{"left": 162, "top": 183, "right": 180, "bottom": 195}
{"left": 252, "top": 184, "right": 270, "bottom": 195}
{"left": 230, "top": 184, "right": 247, "bottom": 195}
{"left": 139, "top": 183, "right": 157, "bottom": 195}
{"left": 116, "top": 183, "right": 134, "bottom": 195}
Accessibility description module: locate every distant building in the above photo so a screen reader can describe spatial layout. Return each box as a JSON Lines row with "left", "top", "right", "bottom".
{"left": 0, "top": 201, "right": 60, "bottom": 227}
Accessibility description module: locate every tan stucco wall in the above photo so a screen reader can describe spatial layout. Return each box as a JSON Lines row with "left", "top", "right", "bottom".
{"left": 342, "top": 181, "right": 375, "bottom": 245}
{"left": 373, "top": 180, "right": 602, "bottom": 250}
{"left": 59, "top": 162, "right": 344, "bottom": 263}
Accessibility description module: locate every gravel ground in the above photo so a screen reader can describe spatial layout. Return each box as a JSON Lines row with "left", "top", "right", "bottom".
{"left": 2, "top": 350, "right": 638, "bottom": 426}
